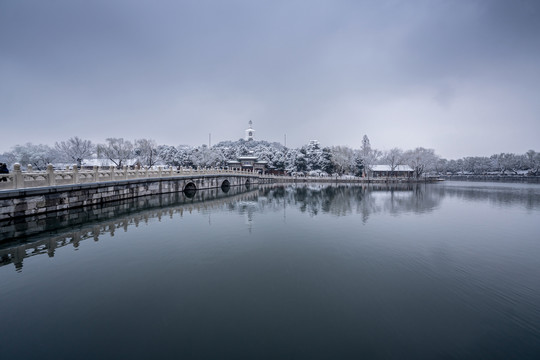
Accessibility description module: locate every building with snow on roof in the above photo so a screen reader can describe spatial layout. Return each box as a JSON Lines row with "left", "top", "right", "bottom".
{"left": 227, "top": 151, "right": 268, "bottom": 174}
{"left": 369, "top": 165, "right": 414, "bottom": 178}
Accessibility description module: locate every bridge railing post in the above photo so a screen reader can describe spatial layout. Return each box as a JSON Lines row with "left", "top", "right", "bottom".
{"left": 110, "top": 166, "right": 115, "bottom": 181}
{"left": 47, "top": 164, "right": 56, "bottom": 186}
{"left": 13, "top": 163, "right": 23, "bottom": 189}
{"left": 123, "top": 165, "right": 128, "bottom": 180}
{"left": 73, "top": 164, "right": 79, "bottom": 184}
{"left": 158, "top": 166, "right": 162, "bottom": 178}
{"left": 93, "top": 166, "right": 99, "bottom": 182}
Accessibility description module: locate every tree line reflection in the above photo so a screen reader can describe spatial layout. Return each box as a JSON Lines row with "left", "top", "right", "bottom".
{"left": 251, "top": 184, "right": 442, "bottom": 221}
{"left": 253, "top": 183, "right": 540, "bottom": 218}
{"left": 2, "top": 182, "right": 539, "bottom": 271}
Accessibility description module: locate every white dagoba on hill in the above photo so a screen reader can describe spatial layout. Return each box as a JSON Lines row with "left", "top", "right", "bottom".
{"left": 245, "top": 120, "right": 255, "bottom": 141}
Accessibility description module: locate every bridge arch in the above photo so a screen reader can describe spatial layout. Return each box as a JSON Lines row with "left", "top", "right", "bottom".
{"left": 221, "top": 179, "right": 231, "bottom": 193}
{"left": 183, "top": 182, "right": 197, "bottom": 198}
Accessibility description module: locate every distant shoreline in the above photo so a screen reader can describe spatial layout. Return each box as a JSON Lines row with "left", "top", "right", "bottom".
{"left": 440, "top": 175, "right": 540, "bottom": 184}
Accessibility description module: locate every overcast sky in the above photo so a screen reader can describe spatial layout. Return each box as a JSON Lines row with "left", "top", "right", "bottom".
{"left": 1, "top": 0, "right": 539, "bottom": 159}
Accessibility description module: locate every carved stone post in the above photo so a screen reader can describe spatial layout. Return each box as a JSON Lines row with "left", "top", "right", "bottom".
{"left": 73, "top": 164, "right": 79, "bottom": 184}
{"left": 27, "top": 164, "right": 33, "bottom": 173}
{"left": 158, "top": 166, "right": 162, "bottom": 178}
{"left": 110, "top": 165, "right": 115, "bottom": 180}
{"left": 47, "top": 164, "right": 56, "bottom": 186}
{"left": 13, "top": 163, "right": 23, "bottom": 189}
{"left": 93, "top": 166, "right": 98, "bottom": 182}
{"left": 123, "top": 165, "right": 128, "bottom": 180}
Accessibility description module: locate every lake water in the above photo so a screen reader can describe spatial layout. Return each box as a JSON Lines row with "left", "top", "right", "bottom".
{"left": 1, "top": 181, "right": 540, "bottom": 359}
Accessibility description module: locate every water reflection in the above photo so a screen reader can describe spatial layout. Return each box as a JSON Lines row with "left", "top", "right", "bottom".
{"left": 255, "top": 182, "right": 540, "bottom": 219}
{"left": 0, "top": 185, "right": 257, "bottom": 271}
{"left": 2, "top": 181, "right": 540, "bottom": 359}
{"left": 2, "top": 182, "right": 540, "bottom": 272}
{"left": 437, "top": 181, "right": 540, "bottom": 210}
{"left": 254, "top": 183, "right": 443, "bottom": 222}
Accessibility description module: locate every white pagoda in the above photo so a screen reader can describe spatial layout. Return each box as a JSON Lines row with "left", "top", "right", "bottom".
{"left": 245, "top": 120, "right": 255, "bottom": 141}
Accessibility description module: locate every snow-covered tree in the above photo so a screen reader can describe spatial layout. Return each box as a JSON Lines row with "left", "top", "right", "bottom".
{"left": 353, "top": 150, "right": 365, "bottom": 177}
{"left": 284, "top": 148, "right": 300, "bottom": 172}
{"left": 158, "top": 145, "right": 193, "bottom": 167}
{"left": 360, "top": 135, "right": 371, "bottom": 158}
{"left": 331, "top": 146, "right": 356, "bottom": 174}
{"left": 525, "top": 150, "right": 540, "bottom": 175}
{"left": 382, "top": 148, "right": 404, "bottom": 175}
{"left": 97, "top": 138, "right": 134, "bottom": 168}
{"left": 0, "top": 150, "right": 17, "bottom": 167}
{"left": 134, "top": 139, "right": 160, "bottom": 167}
{"left": 358, "top": 136, "right": 381, "bottom": 177}
{"left": 7, "top": 143, "right": 59, "bottom": 170}
{"left": 491, "top": 153, "right": 521, "bottom": 175}
{"left": 320, "top": 147, "right": 335, "bottom": 174}
{"left": 55, "top": 136, "right": 95, "bottom": 167}
{"left": 463, "top": 156, "right": 493, "bottom": 174}
{"left": 190, "top": 145, "right": 224, "bottom": 168}
{"left": 434, "top": 158, "right": 448, "bottom": 175}
{"left": 270, "top": 149, "right": 287, "bottom": 170}
{"left": 158, "top": 145, "right": 180, "bottom": 167}
{"left": 404, "top": 147, "right": 439, "bottom": 178}
{"left": 294, "top": 152, "right": 307, "bottom": 172}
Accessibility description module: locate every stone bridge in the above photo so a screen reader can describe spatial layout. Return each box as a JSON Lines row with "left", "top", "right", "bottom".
{"left": 0, "top": 165, "right": 273, "bottom": 221}
{"left": 1, "top": 185, "right": 261, "bottom": 265}
{"left": 0, "top": 163, "right": 270, "bottom": 191}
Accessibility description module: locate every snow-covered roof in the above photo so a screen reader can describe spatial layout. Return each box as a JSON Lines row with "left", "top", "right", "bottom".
{"left": 371, "top": 165, "right": 413, "bottom": 172}
{"left": 237, "top": 156, "right": 259, "bottom": 160}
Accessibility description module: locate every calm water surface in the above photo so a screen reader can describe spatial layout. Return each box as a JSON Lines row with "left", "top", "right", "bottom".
{"left": 1, "top": 181, "right": 540, "bottom": 359}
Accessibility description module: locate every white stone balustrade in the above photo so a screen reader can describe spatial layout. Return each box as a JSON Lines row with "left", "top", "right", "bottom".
{"left": 0, "top": 163, "right": 267, "bottom": 191}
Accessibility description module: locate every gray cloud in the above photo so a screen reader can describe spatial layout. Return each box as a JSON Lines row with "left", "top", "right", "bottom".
{"left": 1, "top": 0, "right": 539, "bottom": 159}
